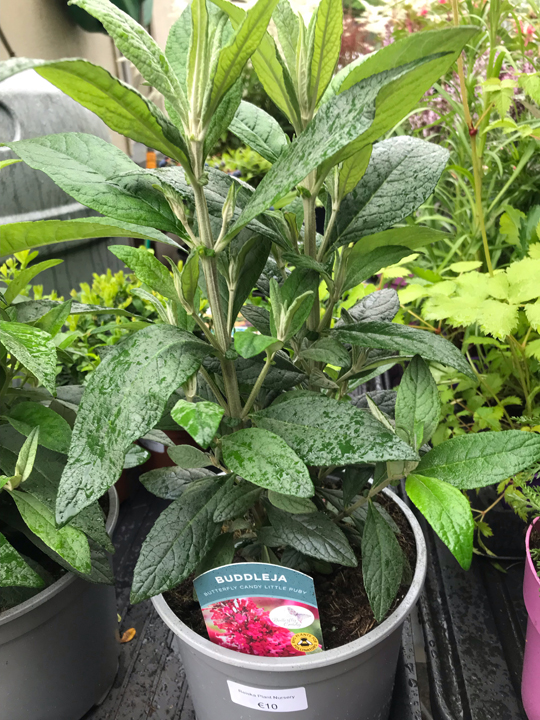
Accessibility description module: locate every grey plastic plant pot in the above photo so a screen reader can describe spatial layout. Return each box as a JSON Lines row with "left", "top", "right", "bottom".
{"left": 0, "top": 488, "right": 120, "bottom": 720}
{"left": 152, "top": 489, "right": 427, "bottom": 720}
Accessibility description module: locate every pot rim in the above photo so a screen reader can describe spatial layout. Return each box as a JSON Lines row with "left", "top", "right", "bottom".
{"left": 525, "top": 516, "right": 540, "bottom": 589}
{"left": 152, "top": 487, "right": 427, "bottom": 671}
{"left": 0, "top": 486, "right": 119, "bottom": 626}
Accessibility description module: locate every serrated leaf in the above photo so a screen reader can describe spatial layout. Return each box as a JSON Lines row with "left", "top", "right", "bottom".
{"left": 268, "top": 490, "right": 317, "bottom": 514}
{"left": 267, "top": 504, "right": 357, "bottom": 566}
{"left": 406, "top": 474, "right": 473, "bottom": 570}
{"left": 333, "top": 321, "right": 474, "bottom": 378}
{"left": 395, "top": 355, "right": 440, "bottom": 448}
{"left": 0, "top": 532, "right": 45, "bottom": 588}
{"left": 6, "top": 403, "right": 72, "bottom": 455}
{"left": 213, "top": 480, "right": 262, "bottom": 522}
{"left": 0, "top": 57, "right": 189, "bottom": 163}
{"left": 229, "top": 100, "right": 288, "bottom": 162}
{"left": 417, "top": 430, "right": 540, "bottom": 488}
{"left": 167, "top": 444, "right": 212, "bottom": 469}
{"left": 252, "top": 394, "right": 417, "bottom": 466}
{"left": 56, "top": 326, "right": 210, "bottom": 525}
{"left": 330, "top": 137, "right": 449, "bottom": 248}
{"left": 5, "top": 134, "right": 182, "bottom": 235}
{"left": 131, "top": 479, "right": 227, "bottom": 602}
{"left": 141, "top": 466, "right": 213, "bottom": 499}
{"left": 0, "top": 217, "right": 177, "bottom": 257}
{"left": 362, "top": 501, "right": 403, "bottom": 622}
{"left": 171, "top": 400, "right": 224, "bottom": 448}
{"left": 68, "top": 0, "right": 189, "bottom": 123}
{"left": 222, "top": 427, "right": 314, "bottom": 497}
{"left": 0, "top": 321, "right": 57, "bottom": 395}
{"left": 10, "top": 491, "right": 91, "bottom": 573}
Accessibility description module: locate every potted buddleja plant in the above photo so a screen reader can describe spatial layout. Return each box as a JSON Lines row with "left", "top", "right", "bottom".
{"left": 3, "top": 0, "right": 540, "bottom": 717}
{"left": 0, "top": 246, "right": 121, "bottom": 720}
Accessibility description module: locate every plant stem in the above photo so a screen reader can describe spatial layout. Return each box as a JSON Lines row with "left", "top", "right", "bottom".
{"left": 241, "top": 352, "right": 274, "bottom": 419}
{"left": 303, "top": 190, "right": 320, "bottom": 331}
{"left": 199, "top": 366, "right": 229, "bottom": 412}
{"left": 191, "top": 156, "right": 243, "bottom": 419}
{"left": 316, "top": 201, "right": 340, "bottom": 262}
{"left": 450, "top": 0, "right": 494, "bottom": 276}
{"left": 334, "top": 476, "right": 394, "bottom": 521}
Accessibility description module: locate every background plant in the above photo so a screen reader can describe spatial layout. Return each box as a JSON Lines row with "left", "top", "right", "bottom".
{"left": 2, "top": 0, "right": 540, "bottom": 627}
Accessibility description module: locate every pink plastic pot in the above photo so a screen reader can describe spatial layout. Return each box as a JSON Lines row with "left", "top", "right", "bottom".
{"left": 522, "top": 517, "right": 540, "bottom": 720}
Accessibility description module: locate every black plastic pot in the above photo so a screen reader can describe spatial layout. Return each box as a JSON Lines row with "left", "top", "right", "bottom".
{"left": 0, "top": 488, "right": 119, "bottom": 720}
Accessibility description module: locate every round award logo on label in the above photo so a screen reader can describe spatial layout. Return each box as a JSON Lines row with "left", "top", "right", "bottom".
{"left": 290, "top": 632, "right": 319, "bottom": 652}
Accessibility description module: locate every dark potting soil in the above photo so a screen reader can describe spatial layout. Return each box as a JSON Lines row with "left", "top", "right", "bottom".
{"left": 164, "top": 493, "right": 416, "bottom": 651}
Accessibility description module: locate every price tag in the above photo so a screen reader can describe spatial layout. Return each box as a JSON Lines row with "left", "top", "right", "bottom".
{"left": 227, "top": 680, "right": 308, "bottom": 712}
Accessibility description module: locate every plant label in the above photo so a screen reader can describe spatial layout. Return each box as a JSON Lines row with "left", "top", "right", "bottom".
{"left": 227, "top": 680, "right": 308, "bottom": 712}
{"left": 194, "top": 561, "right": 324, "bottom": 656}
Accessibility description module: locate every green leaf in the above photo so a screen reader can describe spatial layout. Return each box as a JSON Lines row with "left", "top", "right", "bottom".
{"left": 10, "top": 491, "right": 91, "bottom": 573}
{"left": 272, "top": 0, "right": 299, "bottom": 79}
{"left": 14, "top": 427, "right": 41, "bottom": 484}
{"left": 5, "top": 134, "right": 182, "bottom": 235}
{"left": 228, "top": 56, "right": 440, "bottom": 236}
{"left": 333, "top": 321, "right": 474, "bottom": 379}
{"left": 195, "top": 533, "right": 235, "bottom": 577}
{"left": 406, "top": 474, "right": 473, "bottom": 570}
{"left": 3, "top": 259, "right": 63, "bottom": 305}
{"left": 338, "top": 145, "right": 372, "bottom": 199}
{"left": 123, "top": 444, "right": 150, "bottom": 469}
{"left": 165, "top": 4, "right": 191, "bottom": 93}
{"left": 6, "top": 403, "right": 72, "bottom": 455}
{"left": 234, "top": 330, "right": 280, "bottom": 359}
{"left": 229, "top": 100, "right": 289, "bottom": 163}
{"left": 416, "top": 430, "right": 540, "bottom": 489}
{"left": 213, "top": 481, "right": 262, "bottom": 522}
{"left": 300, "top": 337, "right": 351, "bottom": 368}
{"left": 240, "top": 305, "right": 272, "bottom": 336}
{"left": 109, "top": 245, "right": 176, "bottom": 300}
{"left": 343, "top": 245, "right": 413, "bottom": 293}
{"left": 231, "top": 237, "right": 272, "bottom": 323}
{"left": 310, "top": 0, "right": 343, "bottom": 104}
{"left": 212, "top": 0, "right": 300, "bottom": 125}
{"left": 0, "top": 217, "right": 178, "bottom": 257}
{"left": 362, "top": 501, "right": 403, "bottom": 622}
{"left": 331, "top": 137, "right": 449, "bottom": 248}
{"left": 0, "top": 57, "right": 190, "bottom": 163}
{"left": 352, "top": 226, "right": 450, "bottom": 256}
{"left": 205, "top": 80, "right": 243, "bottom": 157}
{"left": 141, "top": 466, "right": 214, "bottom": 499}
{"left": 68, "top": 0, "right": 189, "bottom": 124}
{"left": 56, "top": 326, "right": 211, "bottom": 525}
{"left": 267, "top": 504, "right": 357, "bottom": 566}
{"left": 252, "top": 394, "right": 418, "bottom": 466}
{"left": 35, "top": 300, "right": 73, "bottom": 337}
{"left": 0, "top": 321, "right": 57, "bottom": 395}
{"left": 268, "top": 490, "right": 317, "bottom": 514}
{"left": 181, "top": 254, "right": 200, "bottom": 306}
{"left": 167, "top": 444, "right": 212, "bottom": 469}
{"left": 342, "top": 466, "right": 372, "bottom": 507}
{"left": 171, "top": 400, "right": 224, "bottom": 448}
{"left": 222, "top": 427, "right": 314, "bottom": 497}
{"left": 395, "top": 355, "right": 440, "bottom": 448}
{"left": 209, "top": 0, "right": 280, "bottom": 116}
{"left": 334, "top": 27, "right": 477, "bottom": 145}
{"left": 131, "top": 479, "right": 227, "bottom": 602}
{"left": 0, "top": 532, "right": 44, "bottom": 588}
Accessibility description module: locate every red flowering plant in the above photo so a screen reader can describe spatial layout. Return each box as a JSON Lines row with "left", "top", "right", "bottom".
{"left": 4, "top": 0, "right": 540, "bottom": 637}
{"left": 207, "top": 598, "right": 305, "bottom": 656}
